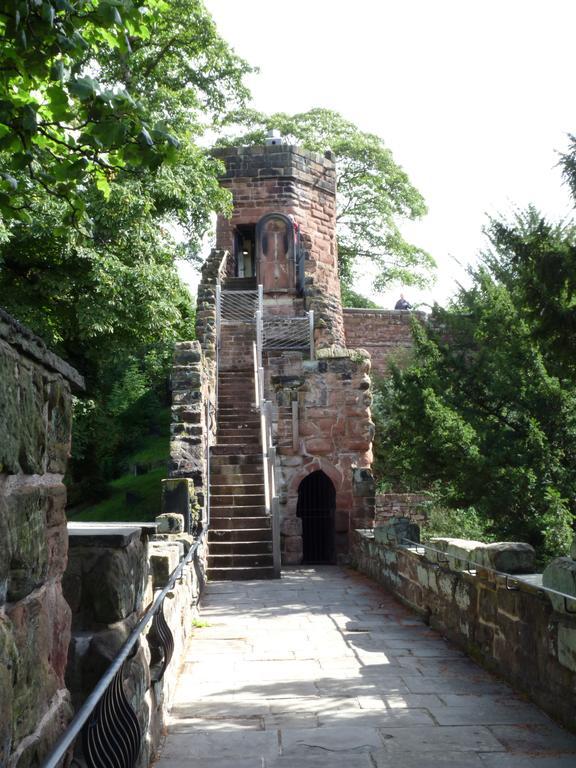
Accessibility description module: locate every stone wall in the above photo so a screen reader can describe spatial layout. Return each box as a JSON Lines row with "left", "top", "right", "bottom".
{"left": 374, "top": 493, "right": 428, "bottom": 526}
{"left": 169, "top": 341, "right": 213, "bottom": 517}
{"left": 213, "top": 144, "right": 345, "bottom": 348}
{"left": 169, "top": 250, "right": 227, "bottom": 517}
{"left": 195, "top": 248, "right": 228, "bottom": 364}
{"left": 343, "top": 309, "right": 424, "bottom": 378}
{"left": 268, "top": 347, "right": 375, "bottom": 563}
{"left": 64, "top": 520, "right": 206, "bottom": 768}
{"left": 0, "top": 308, "right": 84, "bottom": 767}
{"left": 351, "top": 527, "right": 576, "bottom": 731}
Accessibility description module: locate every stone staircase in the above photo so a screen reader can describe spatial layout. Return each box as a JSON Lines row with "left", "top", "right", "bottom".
{"left": 207, "top": 303, "right": 275, "bottom": 580}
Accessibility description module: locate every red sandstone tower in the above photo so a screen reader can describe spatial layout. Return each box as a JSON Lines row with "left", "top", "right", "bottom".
{"left": 203, "top": 142, "right": 375, "bottom": 566}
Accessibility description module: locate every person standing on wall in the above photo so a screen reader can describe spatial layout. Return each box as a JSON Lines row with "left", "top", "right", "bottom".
{"left": 394, "top": 294, "right": 412, "bottom": 310}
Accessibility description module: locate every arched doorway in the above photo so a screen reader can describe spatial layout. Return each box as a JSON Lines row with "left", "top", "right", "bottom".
{"left": 296, "top": 471, "right": 336, "bottom": 564}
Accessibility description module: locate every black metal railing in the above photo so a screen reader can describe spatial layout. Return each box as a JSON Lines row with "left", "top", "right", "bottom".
{"left": 41, "top": 529, "right": 207, "bottom": 768}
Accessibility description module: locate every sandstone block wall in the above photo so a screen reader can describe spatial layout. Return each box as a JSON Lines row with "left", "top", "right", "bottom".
{"left": 169, "top": 341, "right": 214, "bottom": 517}
{"left": 352, "top": 530, "right": 576, "bottom": 731}
{"left": 64, "top": 522, "right": 206, "bottom": 768}
{"left": 0, "top": 309, "right": 84, "bottom": 768}
{"left": 343, "top": 309, "right": 424, "bottom": 379}
{"left": 213, "top": 144, "right": 345, "bottom": 347}
{"left": 374, "top": 493, "right": 428, "bottom": 526}
{"left": 268, "top": 348, "right": 375, "bottom": 563}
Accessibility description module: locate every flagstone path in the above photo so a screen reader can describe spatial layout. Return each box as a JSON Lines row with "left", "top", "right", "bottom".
{"left": 154, "top": 567, "right": 576, "bottom": 767}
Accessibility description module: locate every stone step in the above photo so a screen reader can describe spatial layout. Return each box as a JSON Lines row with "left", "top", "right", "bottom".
{"left": 218, "top": 394, "right": 255, "bottom": 403}
{"left": 217, "top": 403, "right": 256, "bottom": 412}
{"left": 208, "top": 528, "right": 272, "bottom": 543}
{"left": 216, "top": 428, "right": 260, "bottom": 439}
{"left": 217, "top": 427, "right": 260, "bottom": 437}
{"left": 218, "top": 374, "right": 254, "bottom": 381}
{"left": 208, "top": 540, "right": 273, "bottom": 555}
{"left": 210, "top": 473, "right": 264, "bottom": 486}
{"left": 221, "top": 277, "right": 257, "bottom": 291}
{"left": 211, "top": 444, "right": 261, "bottom": 456}
{"left": 210, "top": 483, "right": 265, "bottom": 496}
{"left": 212, "top": 493, "right": 266, "bottom": 507}
{"left": 216, "top": 410, "right": 258, "bottom": 419}
{"left": 210, "top": 504, "right": 267, "bottom": 516}
{"left": 208, "top": 553, "right": 274, "bottom": 569}
{"left": 208, "top": 565, "right": 276, "bottom": 581}
{"left": 211, "top": 505, "right": 267, "bottom": 518}
{"left": 210, "top": 453, "right": 262, "bottom": 466}
{"left": 210, "top": 516, "right": 271, "bottom": 530}
{"left": 218, "top": 383, "right": 254, "bottom": 391}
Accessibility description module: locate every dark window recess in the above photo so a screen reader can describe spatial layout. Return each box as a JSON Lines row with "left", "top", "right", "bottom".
{"left": 235, "top": 225, "right": 256, "bottom": 277}
{"left": 297, "top": 471, "right": 336, "bottom": 564}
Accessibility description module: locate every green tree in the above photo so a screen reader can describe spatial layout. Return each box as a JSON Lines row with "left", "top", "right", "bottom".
{"left": 219, "top": 108, "right": 435, "bottom": 295}
{"left": 0, "top": 0, "right": 252, "bottom": 504}
{"left": 374, "top": 217, "right": 576, "bottom": 558}
{"left": 0, "top": 0, "right": 173, "bottom": 221}
{"left": 0, "top": 0, "right": 250, "bottom": 226}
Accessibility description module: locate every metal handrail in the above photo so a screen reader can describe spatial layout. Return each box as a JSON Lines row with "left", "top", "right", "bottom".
{"left": 41, "top": 529, "right": 207, "bottom": 768}
{"left": 254, "top": 310, "right": 281, "bottom": 577}
{"left": 401, "top": 537, "right": 576, "bottom": 611}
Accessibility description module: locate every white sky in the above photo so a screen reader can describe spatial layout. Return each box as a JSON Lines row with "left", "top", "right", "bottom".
{"left": 180, "top": 0, "right": 576, "bottom": 309}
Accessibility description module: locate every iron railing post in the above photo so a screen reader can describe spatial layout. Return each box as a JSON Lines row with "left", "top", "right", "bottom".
{"left": 253, "top": 341, "right": 260, "bottom": 409}
{"left": 308, "top": 310, "right": 315, "bottom": 360}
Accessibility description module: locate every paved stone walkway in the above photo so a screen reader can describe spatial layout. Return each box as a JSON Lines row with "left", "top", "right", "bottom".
{"left": 155, "top": 567, "right": 576, "bottom": 768}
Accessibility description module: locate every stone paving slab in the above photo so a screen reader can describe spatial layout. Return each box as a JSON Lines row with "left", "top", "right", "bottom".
{"left": 154, "top": 566, "right": 576, "bottom": 768}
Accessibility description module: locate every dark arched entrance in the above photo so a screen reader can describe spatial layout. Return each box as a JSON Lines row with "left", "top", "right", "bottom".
{"left": 296, "top": 471, "right": 336, "bottom": 564}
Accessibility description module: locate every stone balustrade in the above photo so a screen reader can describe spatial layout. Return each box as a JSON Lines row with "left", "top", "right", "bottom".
{"left": 352, "top": 520, "right": 576, "bottom": 731}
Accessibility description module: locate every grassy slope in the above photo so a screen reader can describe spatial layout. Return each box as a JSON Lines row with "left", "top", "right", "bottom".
{"left": 74, "top": 433, "right": 168, "bottom": 523}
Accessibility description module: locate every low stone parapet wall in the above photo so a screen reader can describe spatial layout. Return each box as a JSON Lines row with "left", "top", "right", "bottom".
{"left": 351, "top": 527, "right": 576, "bottom": 731}
{"left": 342, "top": 308, "right": 424, "bottom": 378}
{"left": 374, "top": 492, "right": 427, "bottom": 525}
{"left": 64, "top": 519, "right": 207, "bottom": 768}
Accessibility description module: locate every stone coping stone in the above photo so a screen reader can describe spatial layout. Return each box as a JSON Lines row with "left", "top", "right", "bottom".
{"left": 343, "top": 308, "right": 427, "bottom": 320}
{"left": 316, "top": 345, "right": 370, "bottom": 360}
{"left": 428, "top": 538, "right": 535, "bottom": 574}
{"left": 374, "top": 517, "right": 420, "bottom": 545}
{"left": 68, "top": 522, "right": 157, "bottom": 548}
{"left": 542, "top": 557, "right": 576, "bottom": 612}
{"left": 0, "top": 306, "right": 85, "bottom": 390}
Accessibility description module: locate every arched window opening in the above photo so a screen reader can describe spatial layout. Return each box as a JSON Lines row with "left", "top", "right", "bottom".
{"left": 296, "top": 471, "right": 336, "bottom": 564}
{"left": 234, "top": 224, "right": 256, "bottom": 277}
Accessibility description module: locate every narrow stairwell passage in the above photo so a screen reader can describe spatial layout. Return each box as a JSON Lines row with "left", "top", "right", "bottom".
{"left": 155, "top": 568, "right": 576, "bottom": 768}
{"left": 208, "top": 317, "right": 274, "bottom": 580}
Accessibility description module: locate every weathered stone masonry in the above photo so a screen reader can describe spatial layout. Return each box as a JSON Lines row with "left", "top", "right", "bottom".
{"left": 64, "top": 520, "right": 206, "bottom": 768}
{"left": 213, "top": 144, "right": 345, "bottom": 347}
{"left": 172, "top": 144, "right": 430, "bottom": 568}
{"left": 343, "top": 308, "right": 424, "bottom": 379}
{"left": 352, "top": 527, "right": 576, "bottom": 732}
{"left": 0, "top": 308, "right": 84, "bottom": 768}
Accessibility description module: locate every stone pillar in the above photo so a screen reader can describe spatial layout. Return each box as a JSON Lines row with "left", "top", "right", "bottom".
{"left": 0, "top": 308, "right": 84, "bottom": 767}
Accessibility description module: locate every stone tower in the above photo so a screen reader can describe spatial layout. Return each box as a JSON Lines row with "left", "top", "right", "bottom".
{"left": 212, "top": 143, "right": 346, "bottom": 348}
{"left": 204, "top": 143, "right": 376, "bottom": 565}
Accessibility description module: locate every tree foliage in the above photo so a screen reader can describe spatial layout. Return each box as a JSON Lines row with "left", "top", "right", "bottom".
{"left": 374, "top": 204, "right": 576, "bottom": 559}
{"left": 219, "top": 108, "right": 435, "bottom": 293}
{"left": 0, "top": 0, "right": 251, "bottom": 225}
{"left": 0, "top": 0, "right": 252, "bottom": 503}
